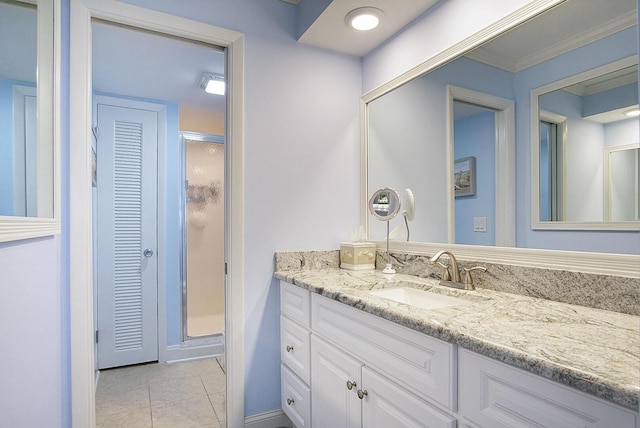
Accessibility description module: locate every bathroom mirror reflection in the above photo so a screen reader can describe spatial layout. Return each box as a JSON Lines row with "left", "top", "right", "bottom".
{"left": 534, "top": 61, "right": 639, "bottom": 226}
{"left": 605, "top": 145, "right": 639, "bottom": 222}
{"left": 0, "top": 0, "right": 57, "bottom": 242}
{"left": 366, "top": 0, "right": 638, "bottom": 250}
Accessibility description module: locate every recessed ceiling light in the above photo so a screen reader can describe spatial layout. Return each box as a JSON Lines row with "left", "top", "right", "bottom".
{"left": 624, "top": 108, "right": 640, "bottom": 117}
{"left": 199, "top": 73, "right": 225, "bottom": 96}
{"left": 345, "top": 7, "right": 384, "bottom": 31}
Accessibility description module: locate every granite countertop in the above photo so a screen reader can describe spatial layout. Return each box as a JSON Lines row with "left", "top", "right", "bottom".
{"left": 274, "top": 268, "right": 640, "bottom": 411}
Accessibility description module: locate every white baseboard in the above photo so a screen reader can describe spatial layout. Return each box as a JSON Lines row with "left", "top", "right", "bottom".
{"left": 165, "top": 340, "right": 224, "bottom": 363}
{"left": 244, "top": 409, "right": 292, "bottom": 428}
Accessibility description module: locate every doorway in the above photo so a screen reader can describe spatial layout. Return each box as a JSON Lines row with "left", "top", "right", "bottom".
{"left": 70, "top": 1, "right": 245, "bottom": 425}
{"left": 447, "top": 85, "right": 516, "bottom": 247}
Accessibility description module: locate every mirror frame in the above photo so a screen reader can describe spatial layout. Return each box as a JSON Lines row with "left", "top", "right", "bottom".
{"left": 530, "top": 55, "right": 640, "bottom": 230}
{"left": 0, "top": 0, "right": 60, "bottom": 243}
{"left": 360, "top": 0, "right": 639, "bottom": 277}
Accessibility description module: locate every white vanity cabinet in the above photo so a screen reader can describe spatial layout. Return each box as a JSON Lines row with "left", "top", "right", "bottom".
{"left": 457, "top": 349, "right": 638, "bottom": 428}
{"left": 280, "top": 281, "right": 311, "bottom": 427}
{"left": 280, "top": 280, "right": 457, "bottom": 428}
{"left": 280, "top": 280, "right": 638, "bottom": 428}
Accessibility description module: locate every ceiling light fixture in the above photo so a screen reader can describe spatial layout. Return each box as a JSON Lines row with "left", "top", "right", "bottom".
{"left": 345, "top": 7, "right": 383, "bottom": 31}
{"left": 199, "top": 73, "right": 225, "bottom": 95}
{"left": 624, "top": 108, "right": 640, "bottom": 117}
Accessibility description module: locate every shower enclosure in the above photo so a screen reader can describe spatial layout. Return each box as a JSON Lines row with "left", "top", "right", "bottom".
{"left": 181, "top": 132, "right": 225, "bottom": 341}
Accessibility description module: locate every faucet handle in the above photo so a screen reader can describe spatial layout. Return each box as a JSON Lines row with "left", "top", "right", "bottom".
{"left": 462, "top": 266, "right": 487, "bottom": 289}
{"left": 434, "top": 261, "right": 451, "bottom": 281}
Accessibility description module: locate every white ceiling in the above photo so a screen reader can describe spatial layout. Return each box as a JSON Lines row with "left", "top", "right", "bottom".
{"left": 92, "top": 21, "right": 226, "bottom": 111}
{"left": 465, "top": 0, "right": 637, "bottom": 72}
{"left": 298, "top": 0, "right": 439, "bottom": 56}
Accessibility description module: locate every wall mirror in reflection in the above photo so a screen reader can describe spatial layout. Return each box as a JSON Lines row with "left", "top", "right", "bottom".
{"left": 536, "top": 64, "right": 639, "bottom": 223}
{"left": 0, "top": 0, "right": 53, "bottom": 218}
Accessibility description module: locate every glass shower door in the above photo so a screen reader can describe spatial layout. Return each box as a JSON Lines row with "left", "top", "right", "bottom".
{"left": 182, "top": 134, "right": 225, "bottom": 338}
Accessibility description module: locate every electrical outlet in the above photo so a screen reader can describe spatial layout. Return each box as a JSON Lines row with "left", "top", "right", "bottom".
{"left": 474, "top": 217, "right": 487, "bottom": 232}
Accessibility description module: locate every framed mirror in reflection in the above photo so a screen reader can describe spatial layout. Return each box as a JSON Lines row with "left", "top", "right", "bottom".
{"left": 365, "top": 0, "right": 638, "bottom": 253}
{"left": 0, "top": 0, "right": 58, "bottom": 242}
{"left": 532, "top": 60, "right": 639, "bottom": 229}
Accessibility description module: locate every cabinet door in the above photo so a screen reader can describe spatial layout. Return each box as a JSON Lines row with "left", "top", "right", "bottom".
{"left": 458, "top": 349, "right": 637, "bottom": 428}
{"left": 311, "top": 335, "right": 362, "bottom": 428}
{"left": 361, "top": 367, "right": 456, "bottom": 428}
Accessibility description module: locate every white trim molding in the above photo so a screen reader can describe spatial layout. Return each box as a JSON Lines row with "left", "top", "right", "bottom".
{"left": 69, "top": 1, "right": 245, "bottom": 426}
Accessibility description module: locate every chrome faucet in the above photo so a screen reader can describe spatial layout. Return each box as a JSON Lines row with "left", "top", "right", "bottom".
{"left": 429, "top": 250, "right": 486, "bottom": 290}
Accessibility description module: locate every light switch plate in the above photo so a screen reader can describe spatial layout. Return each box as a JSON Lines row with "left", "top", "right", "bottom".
{"left": 474, "top": 217, "right": 487, "bottom": 232}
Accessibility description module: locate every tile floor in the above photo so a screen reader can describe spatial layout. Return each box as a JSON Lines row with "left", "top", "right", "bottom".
{"left": 96, "top": 356, "right": 226, "bottom": 428}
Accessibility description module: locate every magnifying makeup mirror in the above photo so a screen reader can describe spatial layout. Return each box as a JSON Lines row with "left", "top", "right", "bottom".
{"left": 369, "top": 187, "right": 401, "bottom": 274}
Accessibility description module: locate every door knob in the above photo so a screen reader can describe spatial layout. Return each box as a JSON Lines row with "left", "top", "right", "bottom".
{"left": 143, "top": 249, "right": 154, "bottom": 258}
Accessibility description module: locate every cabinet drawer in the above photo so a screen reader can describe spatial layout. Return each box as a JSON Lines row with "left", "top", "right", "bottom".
{"left": 281, "top": 315, "right": 310, "bottom": 384}
{"left": 311, "top": 293, "right": 456, "bottom": 411}
{"left": 458, "top": 349, "right": 637, "bottom": 428}
{"left": 281, "top": 281, "right": 310, "bottom": 326}
{"left": 282, "top": 364, "right": 311, "bottom": 428}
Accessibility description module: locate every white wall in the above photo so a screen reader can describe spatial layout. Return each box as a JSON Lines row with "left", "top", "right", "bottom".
{"left": 0, "top": 238, "right": 64, "bottom": 426}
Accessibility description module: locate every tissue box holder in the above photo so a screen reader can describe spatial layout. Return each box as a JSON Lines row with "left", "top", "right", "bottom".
{"left": 340, "top": 242, "right": 376, "bottom": 270}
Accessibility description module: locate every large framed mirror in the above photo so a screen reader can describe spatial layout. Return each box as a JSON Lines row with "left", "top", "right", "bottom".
{"left": 0, "top": 0, "right": 59, "bottom": 242}
{"left": 363, "top": 0, "right": 638, "bottom": 257}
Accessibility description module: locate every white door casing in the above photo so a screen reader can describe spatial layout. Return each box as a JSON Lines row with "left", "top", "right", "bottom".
{"left": 96, "top": 103, "right": 159, "bottom": 369}
{"left": 70, "top": 1, "right": 244, "bottom": 426}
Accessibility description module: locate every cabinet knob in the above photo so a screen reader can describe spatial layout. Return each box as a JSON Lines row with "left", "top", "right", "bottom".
{"left": 346, "top": 380, "right": 357, "bottom": 390}
{"left": 286, "top": 398, "right": 294, "bottom": 405}
{"left": 357, "top": 389, "right": 368, "bottom": 399}
{"left": 286, "top": 345, "right": 294, "bottom": 352}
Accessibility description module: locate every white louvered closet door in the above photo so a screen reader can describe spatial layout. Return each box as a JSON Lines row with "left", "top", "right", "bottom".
{"left": 96, "top": 103, "right": 159, "bottom": 369}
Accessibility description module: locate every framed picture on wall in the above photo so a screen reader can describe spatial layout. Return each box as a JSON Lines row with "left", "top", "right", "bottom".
{"left": 454, "top": 156, "right": 475, "bottom": 197}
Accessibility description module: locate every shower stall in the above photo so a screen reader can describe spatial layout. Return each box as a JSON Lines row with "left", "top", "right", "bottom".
{"left": 181, "top": 132, "right": 225, "bottom": 342}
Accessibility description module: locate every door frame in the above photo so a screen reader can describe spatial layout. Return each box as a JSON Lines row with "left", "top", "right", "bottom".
{"left": 446, "top": 85, "right": 516, "bottom": 247}
{"left": 69, "top": 1, "right": 245, "bottom": 426}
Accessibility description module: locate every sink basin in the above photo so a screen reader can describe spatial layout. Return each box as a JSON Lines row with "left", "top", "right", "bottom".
{"left": 368, "top": 287, "right": 470, "bottom": 310}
